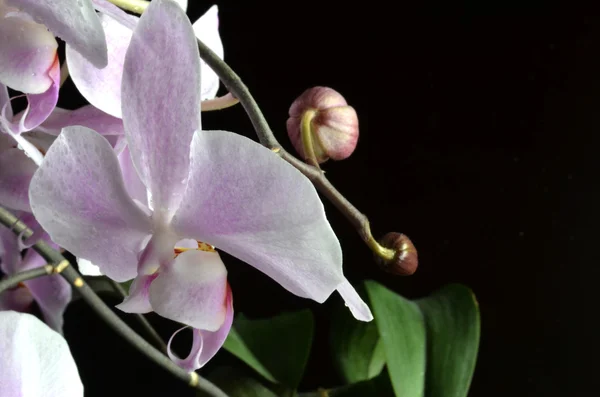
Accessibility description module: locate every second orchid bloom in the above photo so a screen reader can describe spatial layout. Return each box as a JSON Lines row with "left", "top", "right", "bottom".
{"left": 27, "top": 0, "right": 372, "bottom": 371}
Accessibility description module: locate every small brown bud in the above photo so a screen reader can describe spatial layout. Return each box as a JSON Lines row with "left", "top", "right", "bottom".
{"left": 286, "top": 86, "right": 359, "bottom": 164}
{"left": 376, "top": 233, "right": 418, "bottom": 276}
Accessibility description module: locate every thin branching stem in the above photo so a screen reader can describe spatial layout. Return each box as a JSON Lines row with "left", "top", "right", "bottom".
{"left": 195, "top": 39, "right": 399, "bottom": 262}
{"left": 0, "top": 206, "right": 229, "bottom": 397}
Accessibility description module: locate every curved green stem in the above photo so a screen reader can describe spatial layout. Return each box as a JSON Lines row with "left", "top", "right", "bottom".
{"left": 0, "top": 265, "right": 53, "bottom": 294}
{"left": 107, "top": 0, "right": 405, "bottom": 265}
{"left": 0, "top": 206, "right": 229, "bottom": 397}
{"left": 194, "top": 38, "right": 401, "bottom": 265}
{"left": 106, "top": 0, "right": 147, "bottom": 13}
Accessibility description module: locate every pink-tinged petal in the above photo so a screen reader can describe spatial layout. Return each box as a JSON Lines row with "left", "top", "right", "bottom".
{"left": 167, "top": 289, "right": 232, "bottom": 371}
{"left": 193, "top": 5, "right": 223, "bottom": 100}
{"left": 0, "top": 4, "right": 58, "bottom": 94}
{"left": 0, "top": 311, "right": 83, "bottom": 397}
{"left": 171, "top": 131, "right": 344, "bottom": 303}
{"left": 77, "top": 258, "right": 102, "bottom": 276}
{"left": 0, "top": 148, "right": 37, "bottom": 212}
{"left": 118, "top": 145, "right": 147, "bottom": 205}
{"left": 122, "top": 0, "right": 201, "bottom": 217}
{"left": 149, "top": 249, "right": 228, "bottom": 331}
{"left": 196, "top": 285, "right": 232, "bottom": 365}
{"left": 2, "top": 57, "right": 60, "bottom": 137}
{"left": 29, "top": 126, "right": 152, "bottom": 281}
{"left": 336, "top": 279, "right": 373, "bottom": 322}
{"left": 20, "top": 248, "right": 72, "bottom": 333}
{"left": 66, "top": 13, "right": 136, "bottom": 118}
{"left": 16, "top": 57, "right": 60, "bottom": 132}
{"left": 34, "top": 105, "right": 124, "bottom": 136}
{"left": 6, "top": 0, "right": 107, "bottom": 68}
{"left": 115, "top": 273, "right": 157, "bottom": 313}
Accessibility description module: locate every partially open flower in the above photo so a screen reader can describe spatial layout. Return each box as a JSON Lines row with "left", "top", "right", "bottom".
{"left": 287, "top": 86, "right": 359, "bottom": 164}
{"left": 375, "top": 232, "right": 418, "bottom": 276}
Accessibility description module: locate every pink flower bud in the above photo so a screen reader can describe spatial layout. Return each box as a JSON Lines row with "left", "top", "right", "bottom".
{"left": 286, "top": 86, "right": 359, "bottom": 164}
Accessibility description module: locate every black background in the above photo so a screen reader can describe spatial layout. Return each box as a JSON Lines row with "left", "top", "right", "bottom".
{"left": 58, "top": 4, "right": 596, "bottom": 397}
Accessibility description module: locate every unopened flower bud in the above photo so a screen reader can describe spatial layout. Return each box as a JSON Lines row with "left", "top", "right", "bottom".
{"left": 286, "top": 86, "right": 359, "bottom": 164}
{"left": 375, "top": 233, "right": 418, "bottom": 276}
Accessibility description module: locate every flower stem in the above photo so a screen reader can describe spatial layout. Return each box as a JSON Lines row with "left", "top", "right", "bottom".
{"left": 0, "top": 265, "right": 53, "bottom": 294}
{"left": 194, "top": 38, "right": 403, "bottom": 266}
{"left": 106, "top": 0, "right": 148, "bottom": 14}
{"left": 100, "top": 0, "right": 407, "bottom": 266}
{"left": 0, "top": 206, "right": 229, "bottom": 397}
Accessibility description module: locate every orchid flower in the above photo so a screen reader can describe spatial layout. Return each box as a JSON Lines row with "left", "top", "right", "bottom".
{"left": 29, "top": 0, "right": 371, "bottom": 370}
{"left": 0, "top": 311, "right": 83, "bottom": 397}
{"left": 0, "top": 0, "right": 108, "bottom": 141}
{"left": 66, "top": 3, "right": 224, "bottom": 119}
{"left": 0, "top": 82, "right": 122, "bottom": 333}
{"left": 0, "top": 132, "right": 71, "bottom": 333}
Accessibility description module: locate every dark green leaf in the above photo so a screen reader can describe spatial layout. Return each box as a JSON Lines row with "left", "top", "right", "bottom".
{"left": 223, "top": 310, "right": 314, "bottom": 388}
{"left": 330, "top": 288, "right": 386, "bottom": 383}
{"left": 222, "top": 327, "right": 276, "bottom": 383}
{"left": 120, "top": 278, "right": 134, "bottom": 292}
{"left": 365, "top": 280, "right": 426, "bottom": 397}
{"left": 416, "top": 284, "right": 480, "bottom": 397}
{"left": 329, "top": 370, "right": 395, "bottom": 397}
{"left": 205, "top": 366, "right": 279, "bottom": 397}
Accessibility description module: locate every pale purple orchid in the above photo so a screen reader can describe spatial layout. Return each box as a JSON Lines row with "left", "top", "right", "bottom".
{"left": 0, "top": 132, "right": 71, "bottom": 333}
{"left": 0, "top": 82, "right": 122, "bottom": 333}
{"left": 29, "top": 0, "right": 371, "bottom": 371}
{"left": 0, "top": 311, "right": 83, "bottom": 397}
{"left": 0, "top": 0, "right": 108, "bottom": 139}
{"left": 66, "top": 3, "right": 224, "bottom": 119}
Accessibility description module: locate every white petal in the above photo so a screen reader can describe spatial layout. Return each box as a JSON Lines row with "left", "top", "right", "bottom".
{"left": 0, "top": 311, "right": 83, "bottom": 397}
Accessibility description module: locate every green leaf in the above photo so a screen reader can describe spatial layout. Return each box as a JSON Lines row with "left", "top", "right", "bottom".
{"left": 222, "top": 327, "right": 277, "bottom": 383}
{"left": 365, "top": 280, "right": 427, "bottom": 397}
{"left": 329, "top": 370, "right": 395, "bottom": 397}
{"left": 205, "top": 366, "right": 279, "bottom": 397}
{"left": 120, "top": 279, "right": 134, "bottom": 292}
{"left": 223, "top": 310, "right": 314, "bottom": 388}
{"left": 416, "top": 284, "right": 480, "bottom": 397}
{"left": 330, "top": 289, "right": 386, "bottom": 383}
{"left": 364, "top": 281, "right": 480, "bottom": 397}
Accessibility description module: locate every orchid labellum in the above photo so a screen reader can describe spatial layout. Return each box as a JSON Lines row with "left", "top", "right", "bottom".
{"left": 29, "top": 0, "right": 371, "bottom": 371}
